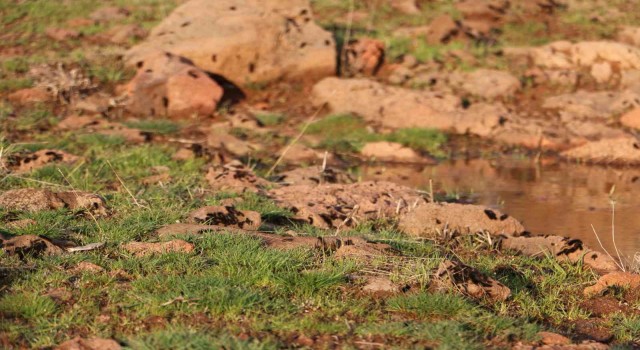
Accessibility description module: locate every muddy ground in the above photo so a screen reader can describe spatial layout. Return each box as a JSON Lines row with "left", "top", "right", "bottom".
{"left": 1, "top": 0, "right": 640, "bottom": 349}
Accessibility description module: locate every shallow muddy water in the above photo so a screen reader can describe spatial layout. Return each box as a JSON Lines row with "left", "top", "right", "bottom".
{"left": 361, "top": 159, "right": 640, "bottom": 260}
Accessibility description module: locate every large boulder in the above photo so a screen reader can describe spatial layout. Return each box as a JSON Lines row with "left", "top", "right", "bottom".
{"left": 520, "top": 41, "right": 640, "bottom": 70}
{"left": 124, "top": 52, "right": 223, "bottom": 118}
{"left": 311, "top": 77, "right": 507, "bottom": 136}
{"left": 124, "top": 0, "right": 336, "bottom": 85}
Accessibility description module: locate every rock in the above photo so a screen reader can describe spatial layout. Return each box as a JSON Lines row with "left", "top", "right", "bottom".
{"left": 583, "top": 272, "right": 640, "bottom": 297}
{"left": 1, "top": 234, "right": 64, "bottom": 258}
{"left": 45, "top": 27, "right": 81, "bottom": 41}
{"left": 56, "top": 115, "right": 108, "bottom": 130}
{"left": 590, "top": 62, "right": 612, "bottom": 83}
{"left": 561, "top": 137, "right": 640, "bottom": 165}
{"left": 172, "top": 147, "right": 197, "bottom": 161}
{"left": 362, "top": 276, "right": 399, "bottom": 293}
{"left": 125, "top": 0, "right": 336, "bottom": 85}
{"left": 538, "top": 332, "right": 571, "bottom": 346}
{"left": 124, "top": 52, "right": 223, "bottom": 119}
{"left": 619, "top": 107, "right": 640, "bottom": 130}
{"left": 453, "top": 69, "right": 521, "bottom": 99}
{"left": 90, "top": 7, "right": 130, "bottom": 22}
{"left": 4, "top": 149, "right": 80, "bottom": 173}
{"left": 311, "top": 77, "right": 506, "bottom": 136}
{"left": 206, "top": 161, "right": 270, "bottom": 193}
{"left": 398, "top": 202, "right": 525, "bottom": 237}
{"left": 513, "top": 341, "right": 609, "bottom": 350}
{"left": 70, "top": 262, "right": 105, "bottom": 274}
{"left": 122, "top": 240, "right": 194, "bottom": 257}
{"left": 433, "top": 259, "right": 511, "bottom": 301}
{"left": 105, "top": 24, "right": 147, "bottom": 44}
{"left": 343, "top": 38, "right": 385, "bottom": 76}
{"left": 7, "top": 87, "right": 52, "bottom": 104}
{"left": 275, "top": 166, "right": 354, "bottom": 186}
{"left": 72, "top": 94, "right": 112, "bottom": 114}
{"left": 141, "top": 172, "right": 171, "bottom": 185}
{"left": 187, "top": 206, "right": 261, "bottom": 230}
{"left": 207, "top": 127, "right": 262, "bottom": 157}
{"left": 617, "top": 26, "right": 640, "bottom": 47}
{"left": 360, "top": 141, "right": 427, "bottom": 163}
{"left": 98, "top": 125, "right": 151, "bottom": 143}
{"left": 528, "top": 41, "right": 640, "bottom": 70}
{"left": 55, "top": 337, "right": 121, "bottom": 350}
{"left": 387, "top": 65, "right": 414, "bottom": 85}
{"left": 499, "top": 234, "right": 620, "bottom": 274}
{"left": 268, "top": 181, "right": 424, "bottom": 229}
{"left": 390, "top": 0, "right": 420, "bottom": 14}
{"left": 0, "top": 188, "right": 107, "bottom": 214}
{"left": 332, "top": 236, "right": 394, "bottom": 259}
{"left": 621, "top": 69, "right": 640, "bottom": 90}
{"left": 425, "top": 14, "right": 459, "bottom": 44}
{"left": 543, "top": 90, "right": 640, "bottom": 121}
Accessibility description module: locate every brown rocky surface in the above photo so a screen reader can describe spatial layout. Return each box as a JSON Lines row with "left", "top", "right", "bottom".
{"left": 425, "top": 14, "right": 459, "bottom": 44}
{"left": 124, "top": 52, "right": 223, "bottom": 119}
{"left": 45, "top": 28, "right": 81, "bottom": 41}
{"left": 312, "top": 77, "right": 507, "bottom": 136}
{"left": 583, "top": 272, "right": 640, "bottom": 297}
{"left": 361, "top": 276, "right": 400, "bottom": 294}
{"left": 512, "top": 341, "right": 609, "bottom": 349}
{"left": 275, "top": 166, "right": 354, "bottom": 186}
{"left": 205, "top": 161, "right": 271, "bottom": 193}
{"left": 70, "top": 262, "right": 105, "bottom": 274}
{"left": 433, "top": 259, "right": 511, "bottom": 301}
{"left": 452, "top": 69, "right": 521, "bottom": 99}
{"left": 360, "top": 141, "right": 428, "bottom": 163}
{"left": 268, "top": 181, "right": 424, "bottom": 229}
{"left": 537, "top": 332, "right": 572, "bottom": 346}
{"left": 398, "top": 202, "right": 525, "bottom": 237}
{"left": 617, "top": 26, "right": 640, "bottom": 47}
{"left": 7, "top": 87, "right": 53, "bottom": 104}
{"left": 619, "top": 107, "right": 640, "bottom": 130}
{"left": 4, "top": 149, "right": 80, "bottom": 173}
{"left": 561, "top": 137, "right": 640, "bottom": 165}
{"left": 55, "top": 337, "right": 121, "bottom": 350}
{"left": 499, "top": 234, "right": 620, "bottom": 274}
{"left": 542, "top": 90, "right": 640, "bottom": 121}
{"left": 122, "top": 240, "right": 194, "bottom": 257}
{"left": 125, "top": 0, "right": 336, "bottom": 85}
{"left": 188, "top": 206, "right": 262, "bottom": 230}
{"left": 0, "top": 188, "right": 106, "bottom": 214}
{"left": 0, "top": 234, "right": 65, "bottom": 258}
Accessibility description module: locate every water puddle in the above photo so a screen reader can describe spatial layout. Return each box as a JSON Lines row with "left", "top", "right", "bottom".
{"left": 361, "top": 159, "right": 640, "bottom": 261}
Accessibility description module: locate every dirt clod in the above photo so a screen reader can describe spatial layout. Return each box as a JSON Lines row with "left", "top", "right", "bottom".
{"left": 188, "top": 206, "right": 261, "bottom": 230}
{"left": 55, "top": 337, "right": 121, "bottom": 350}
{"left": 122, "top": 240, "right": 194, "bottom": 257}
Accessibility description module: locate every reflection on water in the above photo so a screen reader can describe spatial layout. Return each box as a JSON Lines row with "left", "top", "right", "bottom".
{"left": 361, "top": 159, "right": 640, "bottom": 259}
